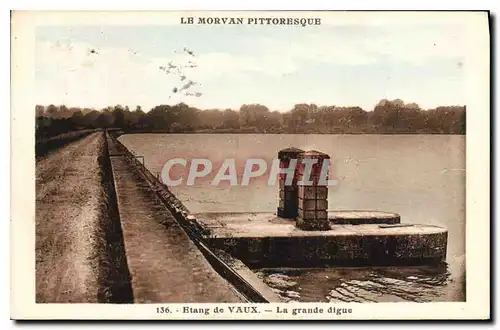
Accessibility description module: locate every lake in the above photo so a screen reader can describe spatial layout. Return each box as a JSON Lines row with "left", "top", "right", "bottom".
{"left": 119, "top": 133, "right": 466, "bottom": 302}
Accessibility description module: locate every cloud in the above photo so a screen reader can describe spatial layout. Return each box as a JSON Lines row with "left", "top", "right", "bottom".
{"left": 364, "top": 27, "right": 467, "bottom": 65}
{"left": 35, "top": 24, "right": 468, "bottom": 111}
{"left": 35, "top": 39, "right": 299, "bottom": 109}
{"left": 36, "top": 40, "right": 192, "bottom": 109}
{"left": 193, "top": 52, "right": 297, "bottom": 77}
{"left": 261, "top": 34, "right": 379, "bottom": 66}
{"left": 257, "top": 26, "right": 466, "bottom": 67}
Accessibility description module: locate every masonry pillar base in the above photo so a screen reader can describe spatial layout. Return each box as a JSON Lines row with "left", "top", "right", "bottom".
{"left": 296, "top": 217, "right": 331, "bottom": 231}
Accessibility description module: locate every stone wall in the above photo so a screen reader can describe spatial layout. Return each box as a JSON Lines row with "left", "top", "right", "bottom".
{"left": 207, "top": 232, "right": 447, "bottom": 268}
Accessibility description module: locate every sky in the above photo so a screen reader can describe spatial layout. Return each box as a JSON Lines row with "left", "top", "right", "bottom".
{"left": 35, "top": 23, "right": 467, "bottom": 112}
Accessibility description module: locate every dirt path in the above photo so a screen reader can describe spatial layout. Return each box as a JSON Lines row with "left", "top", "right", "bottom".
{"left": 36, "top": 132, "right": 107, "bottom": 303}
{"left": 108, "top": 136, "right": 244, "bottom": 303}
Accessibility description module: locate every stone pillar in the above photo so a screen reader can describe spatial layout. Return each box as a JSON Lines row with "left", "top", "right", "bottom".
{"left": 277, "top": 147, "right": 304, "bottom": 219}
{"left": 296, "top": 150, "right": 331, "bottom": 231}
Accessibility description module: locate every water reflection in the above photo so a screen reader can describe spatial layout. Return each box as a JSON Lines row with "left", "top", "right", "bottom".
{"left": 255, "top": 263, "right": 463, "bottom": 303}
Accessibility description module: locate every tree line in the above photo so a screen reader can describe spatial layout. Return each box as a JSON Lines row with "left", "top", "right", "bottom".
{"left": 35, "top": 99, "right": 465, "bottom": 139}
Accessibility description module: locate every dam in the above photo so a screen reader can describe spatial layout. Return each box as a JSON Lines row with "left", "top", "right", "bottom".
{"left": 35, "top": 129, "right": 449, "bottom": 303}
{"left": 109, "top": 131, "right": 448, "bottom": 301}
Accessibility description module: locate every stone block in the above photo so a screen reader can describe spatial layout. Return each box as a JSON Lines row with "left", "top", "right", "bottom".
{"left": 298, "top": 186, "right": 328, "bottom": 199}
{"left": 278, "top": 198, "right": 298, "bottom": 209}
{"left": 296, "top": 174, "right": 326, "bottom": 186}
{"left": 278, "top": 147, "right": 304, "bottom": 161}
{"left": 296, "top": 163, "right": 325, "bottom": 177}
{"left": 298, "top": 198, "right": 328, "bottom": 211}
{"left": 279, "top": 188, "right": 298, "bottom": 201}
{"left": 298, "top": 209, "right": 328, "bottom": 221}
{"left": 277, "top": 207, "right": 298, "bottom": 219}
{"left": 296, "top": 217, "right": 331, "bottom": 231}
{"left": 279, "top": 178, "right": 298, "bottom": 190}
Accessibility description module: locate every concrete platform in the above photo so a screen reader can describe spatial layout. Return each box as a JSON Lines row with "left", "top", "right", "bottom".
{"left": 329, "top": 210, "right": 401, "bottom": 225}
{"left": 193, "top": 212, "right": 447, "bottom": 268}
{"left": 194, "top": 211, "right": 414, "bottom": 238}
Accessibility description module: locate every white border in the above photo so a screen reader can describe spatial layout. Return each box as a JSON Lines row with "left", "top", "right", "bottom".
{"left": 9, "top": 10, "right": 491, "bottom": 321}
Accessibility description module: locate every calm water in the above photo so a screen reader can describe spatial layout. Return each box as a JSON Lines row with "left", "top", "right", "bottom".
{"left": 120, "top": 133, "right": 466, "bottom": 302}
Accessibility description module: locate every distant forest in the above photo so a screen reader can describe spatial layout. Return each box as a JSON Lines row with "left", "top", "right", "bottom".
{"left": 35, "top": 99, "right": 466, "bottom": 139}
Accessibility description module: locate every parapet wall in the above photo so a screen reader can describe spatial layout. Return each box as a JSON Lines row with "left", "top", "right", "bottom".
{"left": 207, "top": 232, "right": 448, "bottom": 268}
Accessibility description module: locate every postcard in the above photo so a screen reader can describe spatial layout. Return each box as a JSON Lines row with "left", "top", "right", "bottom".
{"left": 10, "top": 10, "right": 490, "bottom": 320}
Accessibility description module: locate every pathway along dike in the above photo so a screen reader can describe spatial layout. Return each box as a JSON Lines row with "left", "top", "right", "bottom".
{"left": 106, "top": 133, "right": 249, "bottom": 303}
{"left": 36, "top": 131, "right": 133, "bottom": 303}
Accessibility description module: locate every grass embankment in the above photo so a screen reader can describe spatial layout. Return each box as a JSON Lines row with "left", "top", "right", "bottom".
{"left": 35, "top": 129, "right": 100, "bottom": 159}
